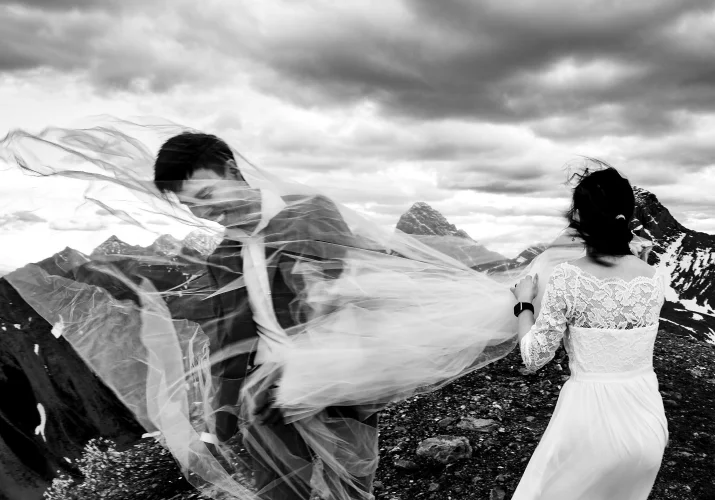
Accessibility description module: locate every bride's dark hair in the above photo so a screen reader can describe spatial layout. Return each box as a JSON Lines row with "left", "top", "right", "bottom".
{"left": 565, "top": 159, "right": 635, "bottom": 261}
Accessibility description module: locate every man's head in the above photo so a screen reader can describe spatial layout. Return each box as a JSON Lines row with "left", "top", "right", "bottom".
{"left": 154, "top": 132, "right": 260, "bottom": 227}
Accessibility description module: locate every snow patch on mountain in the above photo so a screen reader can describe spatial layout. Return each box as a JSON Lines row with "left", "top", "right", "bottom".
{"left": 680, "top": 298, "right": 715, "bottom": 316}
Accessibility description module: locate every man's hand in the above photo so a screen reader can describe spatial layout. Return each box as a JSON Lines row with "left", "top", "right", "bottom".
{"left": 253, "top": 366, "right": 284, "bottom": 426}
{"left": 254, "top": 384, "right": 283, "bottom": 425}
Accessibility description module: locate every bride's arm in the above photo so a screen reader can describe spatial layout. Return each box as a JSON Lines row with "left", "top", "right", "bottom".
{"left": 518, "top": 266, "right": 570, "bottom": 372}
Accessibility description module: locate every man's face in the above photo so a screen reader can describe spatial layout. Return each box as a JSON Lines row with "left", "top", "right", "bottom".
{"left": 175, "top": 162, "right": 262, "bottom": 228}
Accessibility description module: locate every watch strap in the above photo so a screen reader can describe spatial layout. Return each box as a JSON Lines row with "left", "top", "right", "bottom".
{"left": 514, "top": 302, "right": 535, "bottom": 317}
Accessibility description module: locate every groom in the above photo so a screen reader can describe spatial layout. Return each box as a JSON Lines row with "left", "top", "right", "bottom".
{"left": 153, "top": 131, "right": 379, "bottom": 500}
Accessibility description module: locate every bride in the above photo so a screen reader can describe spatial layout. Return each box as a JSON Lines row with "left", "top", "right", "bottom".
{"left": 510, "top": 166, "right": 668, "bottom": 499}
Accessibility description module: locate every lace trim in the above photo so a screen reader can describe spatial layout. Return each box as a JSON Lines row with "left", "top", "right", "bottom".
{"left": 562, "top": 262, "right": 660, "bottom": 285}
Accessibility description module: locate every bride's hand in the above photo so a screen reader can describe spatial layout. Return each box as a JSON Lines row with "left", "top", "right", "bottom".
{"left": 511, "top": 274, "right": 539, "bottom": 302}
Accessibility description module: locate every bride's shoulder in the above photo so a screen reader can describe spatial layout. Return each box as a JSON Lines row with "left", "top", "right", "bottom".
{"left": 551, "top": 261, "right": 578, "bottom": 279}
{"left": 557, "top": 260, "right": 581, "bottom": 273}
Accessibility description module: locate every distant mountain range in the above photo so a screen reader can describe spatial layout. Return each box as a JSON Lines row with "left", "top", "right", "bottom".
{"left": 396, "top": 188, "right": 715, "bottom": 345}
{"left": 90, "top": 230, "right": 221, "bottom": 261}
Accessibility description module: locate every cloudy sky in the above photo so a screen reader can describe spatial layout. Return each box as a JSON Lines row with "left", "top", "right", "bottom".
{"left": 1, "top": 0, "right": 715, "bottom": 271}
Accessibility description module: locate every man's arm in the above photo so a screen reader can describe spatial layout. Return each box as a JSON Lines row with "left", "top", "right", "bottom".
{"left": 206, "top": 243, "right": 265, "bottom": 439}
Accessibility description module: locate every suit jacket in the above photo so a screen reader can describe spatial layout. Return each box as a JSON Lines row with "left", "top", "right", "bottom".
{"left": 205, "top": 194, "right": 354, "bottom": 440}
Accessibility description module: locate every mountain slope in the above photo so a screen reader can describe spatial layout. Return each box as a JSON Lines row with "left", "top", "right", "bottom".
{"left": 623, "top": 188, "right": 715, "bottom": 343}
{"left": 397, "top": 203, "right": 506, "bottom": 266}
{"left": 0, "top": 279, "right": 145, "bottom": 500}
{"left": 397, "top": 202, "right": 473, "bottom": 239}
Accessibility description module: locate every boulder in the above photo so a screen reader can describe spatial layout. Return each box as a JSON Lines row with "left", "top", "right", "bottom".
{"left": 416, "top": 436, "right": 472, "bottom": 464}
{"left": 457, "top": 417, "right": 497, "bottom": 432}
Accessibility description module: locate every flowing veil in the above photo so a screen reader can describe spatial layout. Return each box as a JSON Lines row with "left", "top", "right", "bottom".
{"left": 0, "top": 119, "right": 651, "bottom": 500}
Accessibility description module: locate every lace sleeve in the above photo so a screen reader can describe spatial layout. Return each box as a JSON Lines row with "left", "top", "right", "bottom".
{"left": 520, "top": 264, "right": 571, "bottom": 371}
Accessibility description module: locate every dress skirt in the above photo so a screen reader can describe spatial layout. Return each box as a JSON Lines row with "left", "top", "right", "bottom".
{"left": 512, "top": 366, "right": 668, "bottom": 500}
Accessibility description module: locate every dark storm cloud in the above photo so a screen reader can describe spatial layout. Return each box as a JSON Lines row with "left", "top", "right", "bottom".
{"left": 446, "top": 179, "right": 551, "bottom": 195}
{"left": 262, "top": 123, "right": 507, "bottom": 170}
{"left": 1, "top": 0, "right": 714, "bottom": 209}
{"left": 4, "top": 0, "right": 714, "bottom": 141}
{"left": 255, "top": 116, "right": 571, "bottom": 199}
{"left": 0, "top": 2, "right": 226, "bottom": 91}
{"left": 628, "top": 138, "right": 715, "bottom": 173}
{"left": 439, "top": 174, "right": 556, "bottom": 196}
{"left": 0, "top": 0, "right": 109, "bottom": 10}
{"left": 437, "top": 160, "right": 556, "bottom": 194}
{"left": 0, "top": 10, "right": 96, "bottom": 71}
{"left": 250, "top": 0, "right": 715, "bottom": 135}
{"left": 529, "top": 107, "right": 694, "bottom": 141}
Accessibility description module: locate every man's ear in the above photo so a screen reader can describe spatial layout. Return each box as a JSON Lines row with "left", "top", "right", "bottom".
{"left": 225, "top": 159, "right": 243, "bottom": 181}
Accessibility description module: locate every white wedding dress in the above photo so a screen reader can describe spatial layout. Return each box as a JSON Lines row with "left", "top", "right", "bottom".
{"left": 512, "top": 262, "right": 669, "bottom": 500}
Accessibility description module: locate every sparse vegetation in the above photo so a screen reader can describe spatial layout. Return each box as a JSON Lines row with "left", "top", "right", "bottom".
{"left": 44, "top": 438, "right": 195, "bottom": 500}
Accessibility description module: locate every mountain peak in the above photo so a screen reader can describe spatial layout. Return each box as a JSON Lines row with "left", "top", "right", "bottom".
{"left": 397, "top": 202, "right": 472, "bottom": 240}
{"left": 633, "top": 185, "right": 664, "bottom": 209}
{"left": 631, "top": 186, "right": 685, "bottom": 241}
{"left": 148, "top": 234, "right": 183, "bottom": 257}
{"left": 395, "top": 203, "right": 506, "bottom": 266}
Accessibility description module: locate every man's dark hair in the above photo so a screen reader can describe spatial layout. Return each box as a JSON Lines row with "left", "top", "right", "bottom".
{"left": 565, "top": 159, "right": 635, "bottom": 261}
{"left": 154, "top": 132, "right": 236, "bottom": 193}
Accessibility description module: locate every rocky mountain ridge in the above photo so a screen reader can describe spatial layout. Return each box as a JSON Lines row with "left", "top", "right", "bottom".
{"left": 630, "top": 187, "right": 715, "bottom": 342}
{"left": 397, "top": 202, "right": 506, "bottom": 266}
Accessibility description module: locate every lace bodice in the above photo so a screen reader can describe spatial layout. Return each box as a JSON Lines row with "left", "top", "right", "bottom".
{"left": 520, "top": 262, "right": 667, "bottom": 373}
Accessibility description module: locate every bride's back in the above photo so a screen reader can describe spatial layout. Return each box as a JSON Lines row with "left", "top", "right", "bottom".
{"left": 552, "top": 260, "right": 666, "bottom": 374}
{"left": 557, "top": 260, "right": 664, "bottom": 330}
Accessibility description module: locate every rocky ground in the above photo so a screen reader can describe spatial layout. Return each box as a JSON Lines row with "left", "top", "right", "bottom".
{"left": 373, "top": 330, "right": 715, "bottom": 500}
{"left": 44, "top": 330, "right": 714, "bottom": 500}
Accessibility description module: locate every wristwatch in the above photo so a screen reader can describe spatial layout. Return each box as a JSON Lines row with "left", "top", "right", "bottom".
{"left": 514, "top": 302, "right": 535, "bottom": 317}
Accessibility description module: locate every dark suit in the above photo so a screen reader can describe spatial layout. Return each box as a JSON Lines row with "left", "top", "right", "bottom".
{"left": 205, "top": 195, "right": 378, "bottom": 500}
